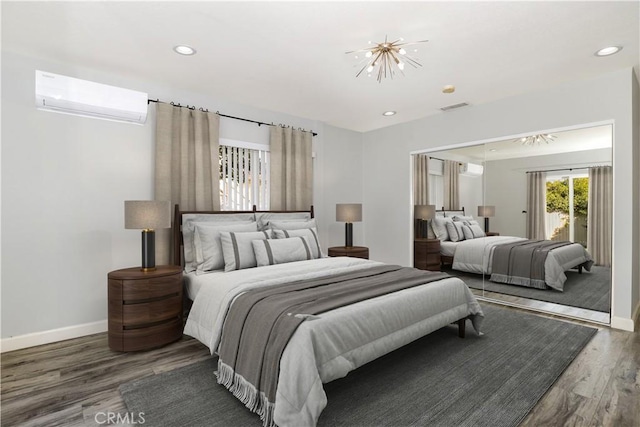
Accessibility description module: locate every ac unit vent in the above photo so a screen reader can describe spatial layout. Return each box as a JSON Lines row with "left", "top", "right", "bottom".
{"left": 440, "top": 102, "right": 469, "bottom": 112}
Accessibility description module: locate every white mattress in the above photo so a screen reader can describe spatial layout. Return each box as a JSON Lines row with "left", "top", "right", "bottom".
{"left": 440, "top": 240, "right": 458, "bottom": 257}
{"left": 183, "top": 270, "right": 225, "bottom": 300}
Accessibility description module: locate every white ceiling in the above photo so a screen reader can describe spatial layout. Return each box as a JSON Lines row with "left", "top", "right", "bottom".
{"left": 432, "top": 124, "right": 613, "bottom": 162}
{"left": 2, "top": 1, "right": 639, "bottom": 132}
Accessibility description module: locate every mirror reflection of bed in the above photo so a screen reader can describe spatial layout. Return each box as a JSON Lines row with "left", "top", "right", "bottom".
{"left": 412, "top": 124, "right": 612, "bottom": 325}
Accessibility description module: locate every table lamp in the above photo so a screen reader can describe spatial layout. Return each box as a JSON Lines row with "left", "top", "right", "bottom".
{"left": 477, "top": 205, "right": 495, "bottom": 232}
{"left": 414, "top": 205, "right": 436, "bottom": 238}
{"left": 336, "top": 203, "right": 362, "bottom": 247}
{"left": 125, "top": 200, "right": 171, "bottom": 271}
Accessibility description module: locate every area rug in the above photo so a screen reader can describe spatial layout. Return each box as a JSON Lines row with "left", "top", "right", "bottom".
{"left": 448, "top": 266, "right": 611, "bottom": 313}
{"left": 120, "top": 304, "right": 597, "bottom": 427}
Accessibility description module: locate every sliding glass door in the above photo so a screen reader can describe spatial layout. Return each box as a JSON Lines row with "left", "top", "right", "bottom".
{"left": 545, "top": 173, "right": 588, "bottom": 246}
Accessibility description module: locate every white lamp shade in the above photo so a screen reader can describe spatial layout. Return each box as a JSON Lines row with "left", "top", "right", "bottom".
{"left": 477, "top": 205, "right": 496, "bottom": 218}
{"left": 414, "top": 204, "right": 436, "bottom": 220}
{"left": 124, "top": 200, "right": 171, "bottom": 230}
{"left": 336, "top": 203, "right": 362, "bottom": 223}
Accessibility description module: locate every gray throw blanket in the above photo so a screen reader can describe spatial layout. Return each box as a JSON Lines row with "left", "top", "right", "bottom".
{"left": 216, "top": 265, "right": 450, "bottom": 427}
{"left": 490, "top": 239, "right": 572, "bottom": 289}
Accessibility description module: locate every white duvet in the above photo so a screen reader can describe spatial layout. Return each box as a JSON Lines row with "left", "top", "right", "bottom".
{"left": 451, "top": 236, "right": 593, "bottom": 291}
{"left": 184, "top": 257, "right": 484, "bottom": 427}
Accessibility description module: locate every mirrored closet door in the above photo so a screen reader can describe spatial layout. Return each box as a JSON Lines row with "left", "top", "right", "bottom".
{"left": 412, "top": 123, "right": 612, "bottom": 325}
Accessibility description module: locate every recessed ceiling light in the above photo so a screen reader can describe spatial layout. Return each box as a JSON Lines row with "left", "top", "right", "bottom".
{"left": 442, "top": 85, "right": 455, "bottom": 94}
{"left": 382, "top": 111, "right": 396, "bottom": 116}
{"left": 594, "top": 46, "right": 622, "bottom": 57}
{"left": 489, "top": 149, "right": 497, "bottom": 152}
{"left": 173, "top": 45, "right": 196, "bottom": 56}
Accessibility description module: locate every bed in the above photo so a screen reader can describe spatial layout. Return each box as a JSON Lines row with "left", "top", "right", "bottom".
{"left": 173, "top": 205, "right": 484, "bottom": 427}
{"left": 432, "top": 209, "right": 593, "bottom": 291}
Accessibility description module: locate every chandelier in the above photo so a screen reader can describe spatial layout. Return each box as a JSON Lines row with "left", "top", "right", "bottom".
{"left": 347, "top": 36, "right": 428, "bottom": 83}
{"left": 514, "top": 134, "right": 556, "bottom": 146}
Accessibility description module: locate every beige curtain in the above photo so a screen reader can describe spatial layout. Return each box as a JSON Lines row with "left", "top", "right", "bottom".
{"left": 587, "top": 166, "right": 612, "bottom": 266}
{"left": 269, "top": 126, "right": 313, "bottom": 210}
{"left": 443, "top": 160, "right": 459, "bottom": 210}
{"left": 154, "top": 102, "right": 220, "bottom": 264}
{"left": 413, "top": 154, "right": 430, "bottom": 205}
{"left": 526, "top": 171, "right": 547, "bottom": 240}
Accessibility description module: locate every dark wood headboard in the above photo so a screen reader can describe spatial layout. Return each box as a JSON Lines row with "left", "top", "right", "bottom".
{"left": 171, "top": 204, "right": 314, "bottom": 266}
{"left": 437, "top": 207, "right": 466, "bottom": 216}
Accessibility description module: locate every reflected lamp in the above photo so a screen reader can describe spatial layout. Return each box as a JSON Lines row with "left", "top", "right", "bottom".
{"left": 336, "top": 204, "right": 362, "bottom": 247}
{"left": 477, "top": 205, "right": 495, "bottom": 232}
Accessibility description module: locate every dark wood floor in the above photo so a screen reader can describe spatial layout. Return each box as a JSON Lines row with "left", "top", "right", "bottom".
{"left": 1, "top": 304, "right": 638, "bottom": 427}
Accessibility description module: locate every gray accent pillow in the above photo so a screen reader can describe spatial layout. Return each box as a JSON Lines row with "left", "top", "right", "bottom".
{"left": 462, "top": 223, "right": 486, "bottom": 239}
{"left": 272, "top": 227, "right": 323, "bottom": 258}
{"left": 253, "top": 236, "right": 316, "bottom": 267}
{"left": 452, "top": 215, "right": 474, "bottom": 222}
{"left": 193, "top": 222, "right": 258, "bottom": 273}
{"left": 431, "top": 217, "right": 453, "bottom": 241}
{"left": 220, "top": 230, "right": 270, "bottom": 272}
{"left": 182, "top": 213, "right": 255, "bottom": 272}
{"left": 445, "top": 221, "right": 466, "bottom": 242}
{"left": 256, "top": 212, "right": 311, "bottom": 231}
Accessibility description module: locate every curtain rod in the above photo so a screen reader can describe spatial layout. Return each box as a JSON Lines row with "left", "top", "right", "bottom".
{"left": 422, "top": 155, "right": 463, "bottom": 165}
{"left": 526, "top": 165, "right": 610, "bottom": 174}
{"left": 147, "top": 99, "right": 317, "bottom": 137}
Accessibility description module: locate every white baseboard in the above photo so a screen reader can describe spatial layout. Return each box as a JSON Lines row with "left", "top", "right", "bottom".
{"left": 610, "top": 315, "right": 636, "bottom": 332}
{"left": 1, "top": 320, "right": 107, "bottom": 353}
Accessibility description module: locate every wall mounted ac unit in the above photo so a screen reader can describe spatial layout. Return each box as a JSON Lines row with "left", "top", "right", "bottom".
{"left": 460, "top": 162, "right": 484, "bottom": 177}
{"left": 35, "top": 70, "right": 148, "bottom": 124}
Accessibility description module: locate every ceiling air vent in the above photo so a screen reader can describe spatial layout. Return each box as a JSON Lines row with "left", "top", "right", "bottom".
{"left": 440, "top": 102, "right": 469, "bottom": 112}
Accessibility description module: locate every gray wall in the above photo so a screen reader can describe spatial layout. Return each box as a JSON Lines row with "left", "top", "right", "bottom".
{"left": 362, "top": 68, "right": 639, "bottom": 328}
{"left": 485, "top": 148, "right": 612, "bottom": 238}
{"left": 2, "top": 51, "right": 357, "bottom": 339}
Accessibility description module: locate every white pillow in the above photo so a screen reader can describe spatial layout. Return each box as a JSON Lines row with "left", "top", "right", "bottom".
{"left": 464, "top": 219, "right": 482, "bottom": 227}
{"left": 452, "top": 215, "right": 474, "bottom": 222}
{"left": 220, "top": 230, "right": 270, "bottom": 272}
{"left": 445, "top": 221, "right": 466, "bottom": 242}
{"left": 256, "top": 212, "right": 311, "bottom": 231}
{"left": 462, "top": 223, "right": 486, "bottom": 239}
{"left": 272, "top": 227, "right": 323, "bottom": 258}
{"left": 268, "top": 219, "right": 317, "bottom": 231}
{"left": 431, "top": 217, "right": 453, "bottom": 241}
{"left": 193, "top": 222, "right": 258, "bottom": 273}
{"left": 253, "top": 236, "right": 317, "bottom": 267}
{"left": 182, "top": 213, "right": 255, "bottom": 272}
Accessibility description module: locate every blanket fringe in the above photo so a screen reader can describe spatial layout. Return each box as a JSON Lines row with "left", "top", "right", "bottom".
{"left": 217, "top": 360, "right": 277, "bottom": 427}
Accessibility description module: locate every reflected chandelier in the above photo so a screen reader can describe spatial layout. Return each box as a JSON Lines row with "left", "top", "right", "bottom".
{"left": 514, "top": 134, "right": 556, "bottom": 146}
{"left": 346, "top": 36, "right": 428, "bottom": 83}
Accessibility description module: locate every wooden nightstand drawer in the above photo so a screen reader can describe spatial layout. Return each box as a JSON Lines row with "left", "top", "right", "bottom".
{"left": 328, "top": 246, "right": 369, "bottom": 259}
{"left": 114, "top": 318, "right": 183, "bottom": 352}
{"left": 414, "top": 239, "right": 441, "bottom": 271}
{"left": 121, "top": 275, "right": 181, "bottom": 301}
{"left": 108, "top": 265, "right": 183, "bottom": 352}
{"left": 122, "top": 295, "right": 182, "bottom": 327}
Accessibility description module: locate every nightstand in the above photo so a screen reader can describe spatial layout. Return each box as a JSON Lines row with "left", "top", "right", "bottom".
{"left": 414, "top": 239, "right": 441, "bottom": 271}
{"left": 108, "top": 265, "right": 183, "bottom": 352}
{"left": 328, "top": 246, "right": 369, "bottom": 259}
{"left": 486, "top": 232, "right": 500, "bottom": 236}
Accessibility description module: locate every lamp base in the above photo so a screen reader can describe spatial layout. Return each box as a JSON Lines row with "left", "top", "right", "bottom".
{"left": 141, "top": 230, "right": 156, "bottom": 271}
{"left": 345, "top": 223, "right": 353, "bottom": 247}
{"left": 484, "top": 217, "right": 490, "bottom": 233}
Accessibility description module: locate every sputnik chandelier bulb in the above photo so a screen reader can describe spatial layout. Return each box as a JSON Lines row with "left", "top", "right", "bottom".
{"left": 514, "top": 134, "right": 556, "bottom": 146}
{"left": 346, "top": 36, "right": 428, "bottom": 83}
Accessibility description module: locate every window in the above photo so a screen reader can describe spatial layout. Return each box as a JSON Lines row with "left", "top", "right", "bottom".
{"left": 219, "top": 139, "right": 270, "bottom": 211}
{"left": 546, "top": 173, "right": 588, "bottom": 246}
